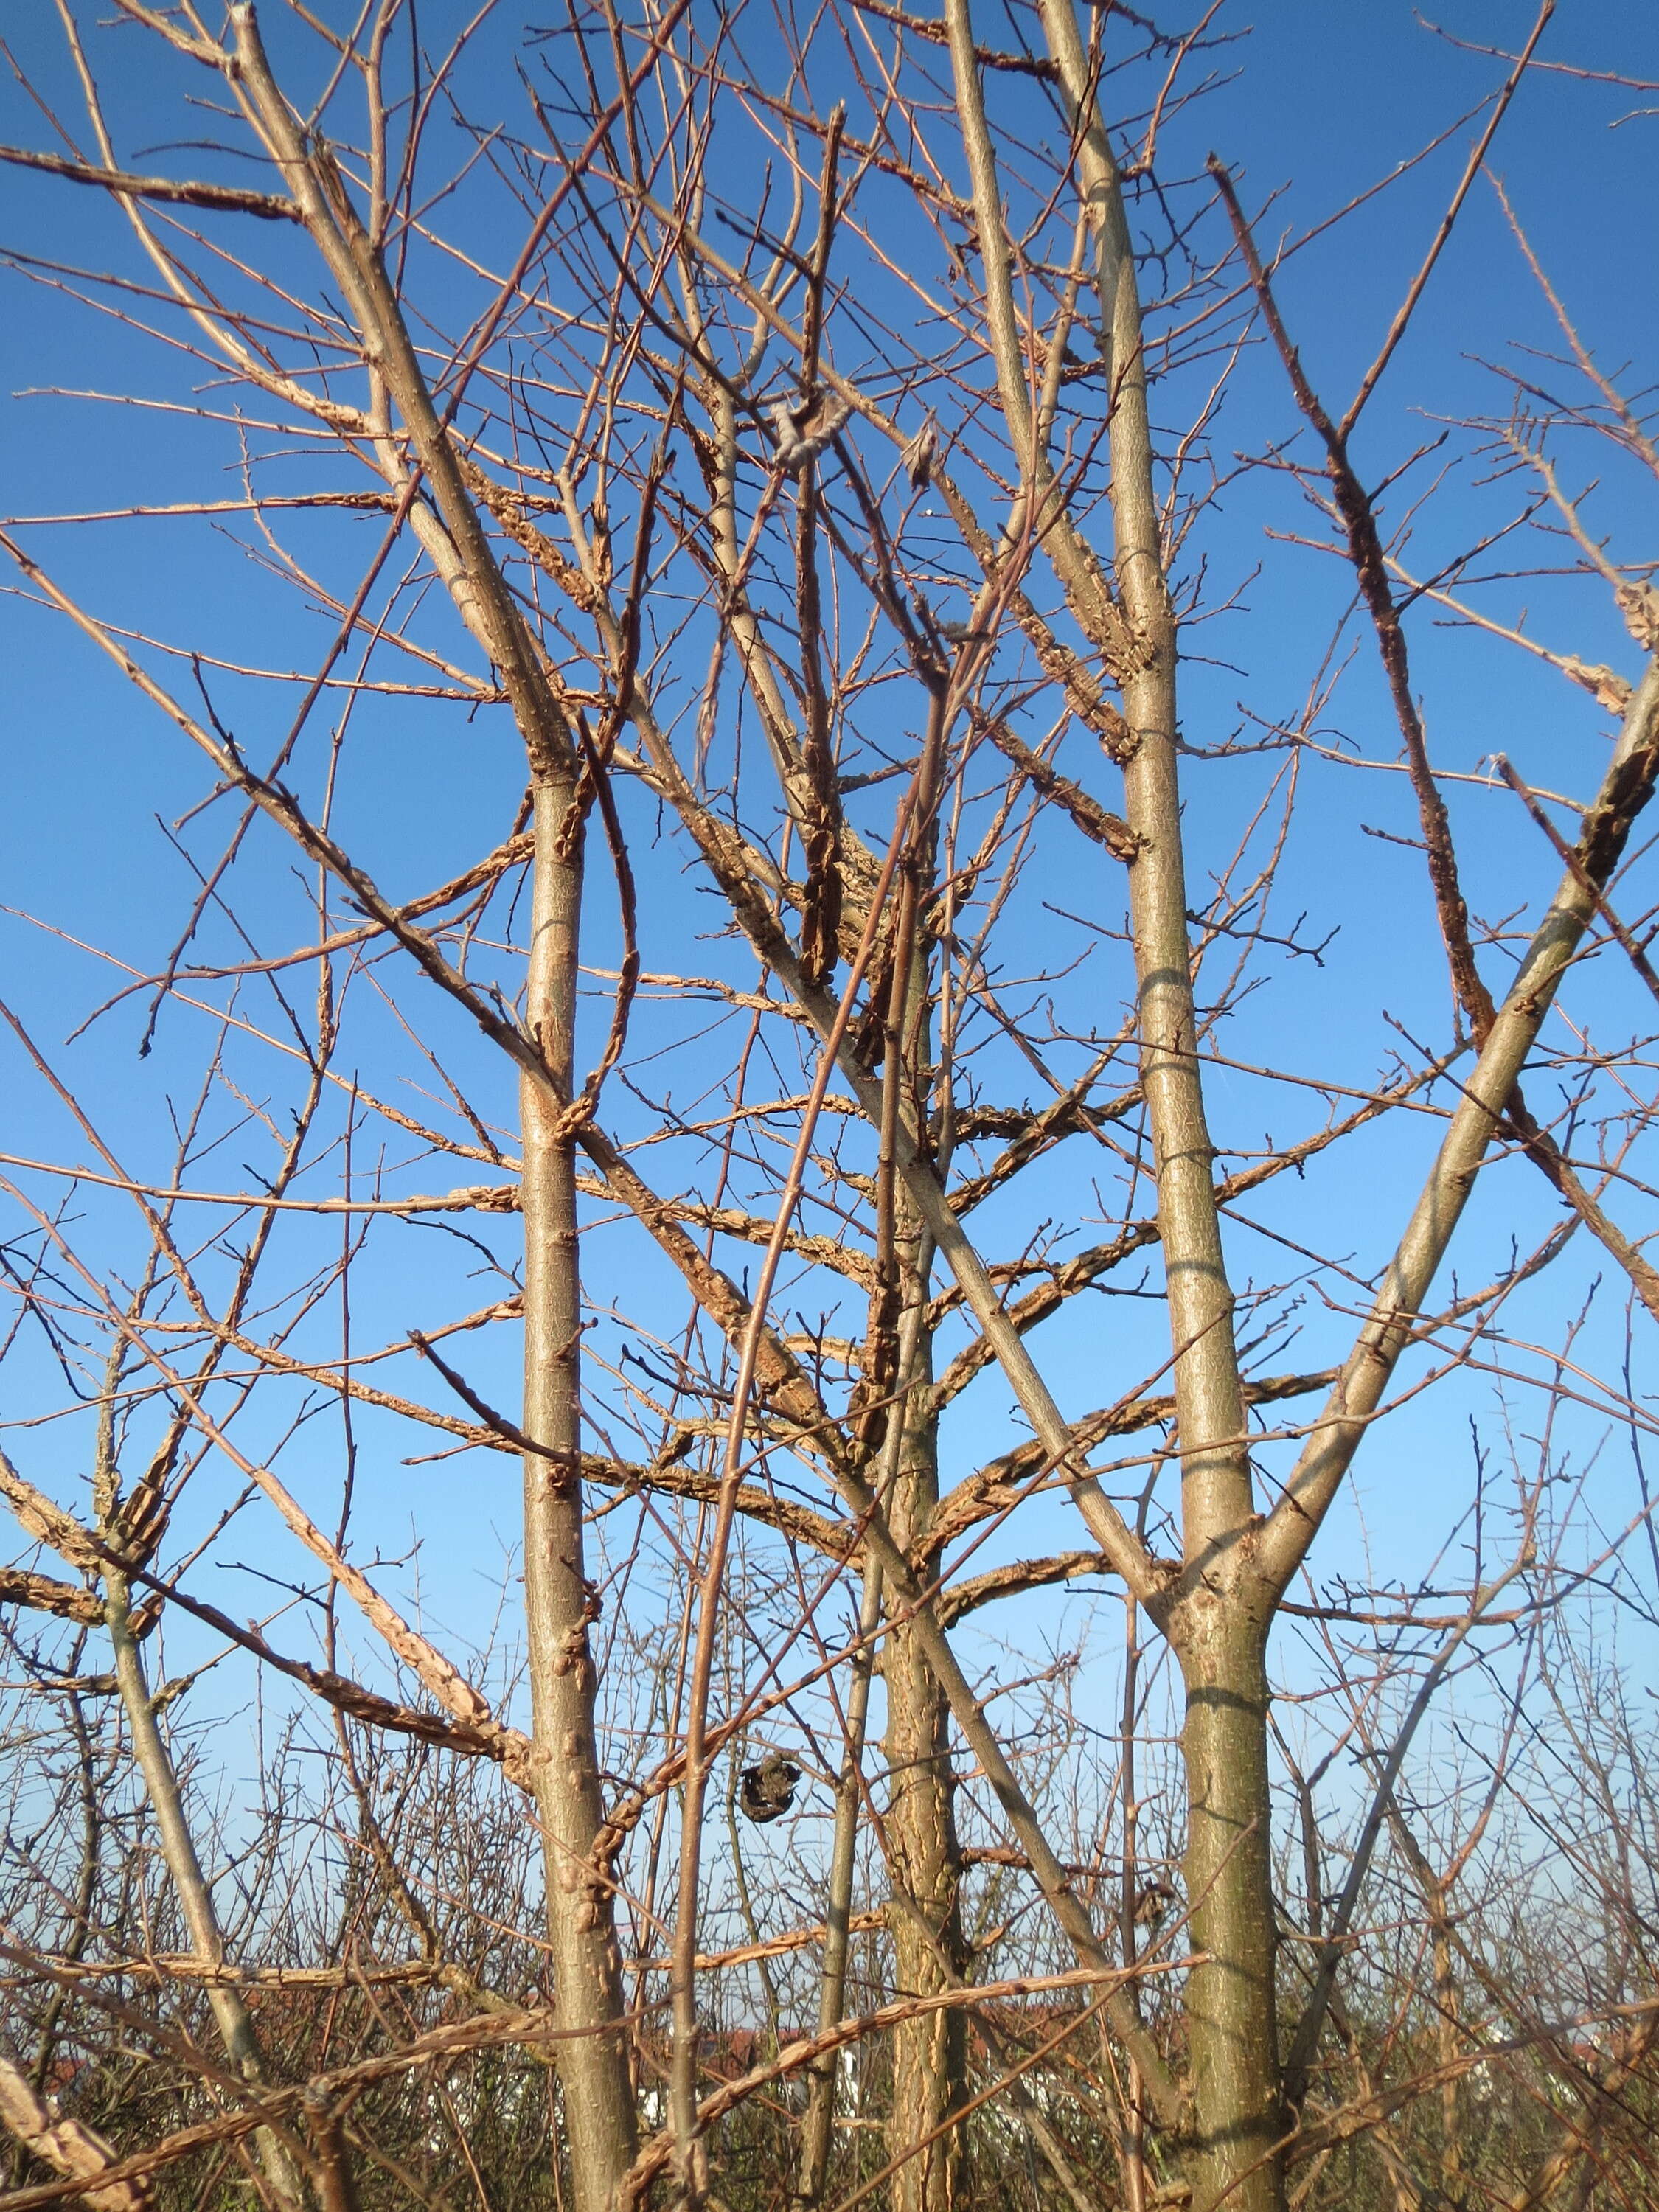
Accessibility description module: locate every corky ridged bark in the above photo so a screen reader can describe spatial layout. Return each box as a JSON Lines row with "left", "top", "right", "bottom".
{"left": 1031, "top": 4, "right": 1284, "bottom": 2204}
{"left": 521, "top": 778, "right": 639, "bottom": 2212}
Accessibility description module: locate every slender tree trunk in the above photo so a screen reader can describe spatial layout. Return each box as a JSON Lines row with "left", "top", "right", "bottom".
{"left": 794, "top": 1560, "right": 882, "bottom": 2209}
{"left": 521, "top": 777, "right": 638, "bottom": 2212}
{"left": 103, "top": 1568, "right": 310, "bottom": 2212}
{"left": 217, "top": 83, "right": 643, "bottom": 2197}
{"left": 1026, "top": 7, "right": 1289, "bottom": 2202}
{"left": 883, "top": 1604, "right": 967, "bottom": 2212}
{"left": 1175, "top": 1614, "right": 1282, "bottom": 2212}
{"left": 882, "top": 1230, "right": 967, "bottom": 2212}
{"left": 941, "top": 4, "right": 1286, "bottom": 2177}
{"left": 1119, "top": 1595, "right": 1148, "bottom": 2212}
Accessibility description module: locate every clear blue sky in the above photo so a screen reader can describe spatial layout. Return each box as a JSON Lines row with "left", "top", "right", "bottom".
{"left": 1, "top": 0, "right": 1655, "bottom": 1799}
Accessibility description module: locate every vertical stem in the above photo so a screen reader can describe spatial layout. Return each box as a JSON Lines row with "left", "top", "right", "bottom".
{"left": 667, "top": 821, "right": 910, "bottom": 2208}
{"left": 28, "top": 1680, "right": 100, "bottom": 2104}
{"left": 883, "top": 1244, "right": 967, "bottom": 2212}
{"left": 1119, "top": 1594, "right": 1147, "bottom": 2212}
{"left": 521, "top": 775, "right": 638, "bottom": 2212}
{"left": 872, "top": 747, "right": 966, "bottom": 2212}
{"left": 793, "top": 1561, "right": 883, "bottom": 2209}
{"left": 104, "top": 1570, "right": 309, "bottom": 2212}
{"left": 1431, "top": 1879, "right": 1462, "bottom": 2204}
{"left": 1041, "top": 0, "right": 1251, "bottom": 1546}
{"left": 1175, "top": 1624, "right": 1281, "bottom": 2212}
{"left": 1030, "top": 7, "right": 1282, "bottom": 2202}
{"left": 215, "top": 51, "right": 642, "bottom": 2199}
{"left": 306, "top": 2102, "right": 362, "bottom": 2212}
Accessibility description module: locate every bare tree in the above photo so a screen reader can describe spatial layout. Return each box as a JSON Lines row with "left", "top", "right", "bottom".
{"left": 2, "top": 6, "right": 1657, "bottom": 2212}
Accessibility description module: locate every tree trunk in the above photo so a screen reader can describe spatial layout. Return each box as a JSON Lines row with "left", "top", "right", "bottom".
{"left": 794, "top": 1561, "right": 881, "bottom": 2209}
{"left": 521, "top": 776, "right": 638, "bottom": 2212}
{"left": 211, "top": 60, "right": 641, "bottom": 2199}
{"left": 104, "top": 1568, "right": 310, "bottom": 2212}
{"left": 1175, "top": 1609, "right": 1283, "bottom": 2212}
{"left": 882, "top": 1253, "right": 967, "bottom": 2212}
{"left": 1026, "top": 7, "right": 1291, "bottom": 2202}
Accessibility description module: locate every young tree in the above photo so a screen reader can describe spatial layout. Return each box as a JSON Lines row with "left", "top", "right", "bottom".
{"left": 2, "top": 7, "right": 1655, "bottom": 2212}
